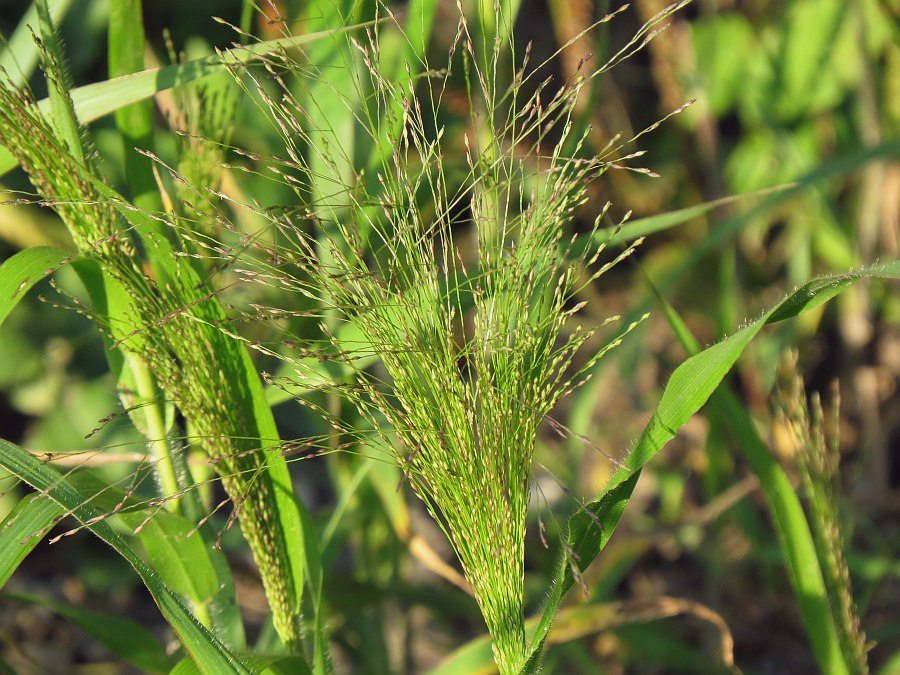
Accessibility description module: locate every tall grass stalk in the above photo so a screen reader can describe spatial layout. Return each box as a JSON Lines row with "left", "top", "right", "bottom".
{"left": 210, "top": 4, "right": 676, "bottom": 670}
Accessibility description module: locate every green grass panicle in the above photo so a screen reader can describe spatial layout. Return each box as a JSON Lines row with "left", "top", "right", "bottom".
{"left": 775, "top": 353, "right": 870, "bottom": 674}
{"left": 221, "top": 5, "right": 657, "bottom": 671}
{"left": 0, "top": 19, "right": 313, "bottom": 659}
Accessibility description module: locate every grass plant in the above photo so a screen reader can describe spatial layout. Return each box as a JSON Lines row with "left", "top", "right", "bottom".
{"left": 0, "top": 0, "right": 314, "bottom": 659}
{"left": 0, "top": 1, "right": 895, "bottom": 673}
{"left": 215, "top": 4, "right": 664, "bottom": 669}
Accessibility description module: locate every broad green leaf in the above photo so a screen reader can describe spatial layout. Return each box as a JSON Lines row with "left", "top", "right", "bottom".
{"left": 773, "top": 0, "right": 853, "bottom": 120}
{"left": 0, "top": 23, "right": 379, "bottom": 177}
{"left": 0, "top": 494, "right": 63, "bottom": 588}
{"left": 690, "top": 14, "right": 754, "bottom": 117}
{"left": 3, "top": 590, "right": 173, "bottom": 673}
{"left": 523, "top": 261, "right": 899, "bottom": 671}
{"left": 0, "top": 438, "right": 251, "bottom": 674}
{"left": 0, "top": 246, "right": 72, "bottom": 327}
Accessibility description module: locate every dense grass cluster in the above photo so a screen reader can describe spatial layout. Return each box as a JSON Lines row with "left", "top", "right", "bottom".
{"left": 222, "top": 15, "right": 649, "bottom": 668}
{"left": 0, "top": 1, "right": 895, "bottom": 673}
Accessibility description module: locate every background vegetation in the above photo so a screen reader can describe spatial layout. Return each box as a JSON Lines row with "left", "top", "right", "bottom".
{"left": 0, "top": 0, "right": 897, "bottom": 673}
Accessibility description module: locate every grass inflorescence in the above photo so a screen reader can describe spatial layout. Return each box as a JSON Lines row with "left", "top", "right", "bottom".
{"left": 211, "top": 4, "right": 656, "bottom": 670}
{"left": 0, "top": 1, "right": 890, "bottom": 672}
{"left": 0, "top": 6, "right": 310, "bottom": 654}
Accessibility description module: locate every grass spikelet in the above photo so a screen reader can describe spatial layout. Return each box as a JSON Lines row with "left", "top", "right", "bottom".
{"left": 775, "top": 352, "right": 870, "bottom": 674}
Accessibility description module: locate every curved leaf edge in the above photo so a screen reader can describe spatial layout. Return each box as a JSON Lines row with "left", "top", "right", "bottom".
{"left": 521, "top": 262, "right": 899, "bottom": 671}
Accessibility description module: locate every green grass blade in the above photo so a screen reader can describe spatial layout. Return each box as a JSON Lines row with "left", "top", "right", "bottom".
{"left": 644, "top": 267, "right": 854, "bottom": 674}
{"left": 523, "top": 261, "right": 899, "bottom": 670}
{"left": 0, "top": 439, "right": 251, "bottom": 674}
{"left": 303, "top": 0, "right": 362, "bottom": 225}
{"left": 363, "top": 0, "right": 438, "bottom": 174}
{"left": 0, "top": 23, "right": 380, "bottom": 176}
{"left": 2, "top": 590, "right": 173, "bottom": 673}
{"left": 70, "top": 258, "right": 183, "bottom": 506}
{"left": 119, "top": 510, "right": 221, "bottom": 627}
{"left": 0, "top": 0, "right": 74, "bottom": 87}
{"left": 33, "top": 0, "right": 85, "bottom": 163}
{"left": 109, "top": 0, "right": 161, "bottom": 211}
{"left": 643, "top": 141, "right": 900, "bottom": 283}
{"left": 296, "top": 500, "right": 328, "bottom": 675}
{"left": 0, "top": 246, "right": 71, "bottom": 327}
{"left": 0, "top": 40, "right": 312, "bottom": 660}
{"left": 170, "top": 654, "right": 313, "bottom": 675}
{"left": 592, "top": 184, "right": 794, "bottom": 246}
{"left": 0, "top": 495, "right": 63, "bottom": 588}
{"left": 70, "top": 167, "right": 314, "bottom": 658}
{"left": 710, "top": 384, "right": 848, "bottom": 673}
{"left": 570, "top": 139, "right": 900, "bottom": 439}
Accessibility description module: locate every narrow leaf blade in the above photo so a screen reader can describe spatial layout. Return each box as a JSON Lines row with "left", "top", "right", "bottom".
{"left": 3, "top": 591, "right": 173, "bottom": 673}
{"left": 524, "top": 262, "right": 899, "bottom": 668}
{"left": 0, "top": 23, "right": 380, "bottom": 176}
{"left": 0, "top": 495, "right": 63, "bottom": 588}
{"left": 0, "top": 439, "right": 251, "bottom": 674}
{"left": 0, "top": 246, "right": 71, "bottom": 327}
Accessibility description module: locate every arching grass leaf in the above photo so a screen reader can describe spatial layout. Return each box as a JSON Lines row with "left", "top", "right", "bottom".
{"left": 0, "top": 438, "right": 252, "bottom": 674}
{"left": 0, "top": 22, "right": 379, "bottom": 176}
{"left": 523, "top": 261, "right": 899, "bottom": 672}
{"left": 0, "top": 246, "right": 72, "bottom": 327}
{"left": 0, "top": 495, "right": 63, "bottom": 588}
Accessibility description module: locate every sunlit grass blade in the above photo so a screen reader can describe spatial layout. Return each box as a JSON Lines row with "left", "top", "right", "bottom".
{"left": 524, "top": 261, "right": 899, "bottom": 672}
{"left": 34, "top": 0, "right": 85, "bottom": 162}
{"left": 170, "top": 654, "right": 313, "bottom": 675}
{"left": 120, "top": 508, "right": 245, "bottom": 649}
{"left": 0, "top": 245, "right": 71, "bottom": 327}
{"left": 0, "top": 35, "right": 316, "bottom": 656}
{"left": 569, "top": 138, "right": 900, "bottom": 440}
{"left": 0, "top": 495, "right": 63, "bottom": 588}
{"left": 592, "top": 184, "right": 794, "bottom": 246}
{"left": 645, "top": 267, "right": 858, "bottom": 674}
{"left": 0, "top": 439, "right": 251, "bottom": 674}
{"left": 637, "top": 140, "right": 900, "bottom": 285}
{"left": 709, "top": 382, "right": 850, "bottom": 673}
{"left": 109, "top": 0, "right": 161, "bottom": 211}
